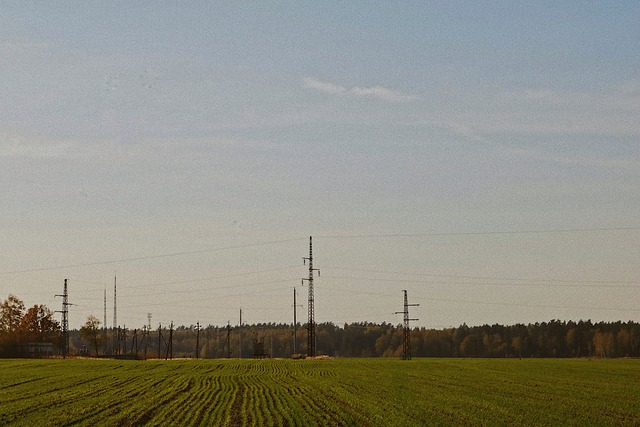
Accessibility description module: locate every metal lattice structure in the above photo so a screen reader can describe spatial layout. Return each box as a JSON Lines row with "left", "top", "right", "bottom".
{"left": 113, "top": 274, "right": 117, "bottom": 355}
{"left": 302, "top": 236, "right": 319, "bottom": 357}
{"left": 395, "top": 290, "right": 419, "bottom": 360}
{"left": 55, "top": 279, "right": 71, "bottom": 358}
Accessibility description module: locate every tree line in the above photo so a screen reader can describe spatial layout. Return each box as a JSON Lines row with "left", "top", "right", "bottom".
{"left": 73, "top": 319, "right": 640, "bottom": 359}
{"left": 0, "top": 295, "right": 61, "bottom": 357}
{"left": 3, "top": 294, "right": 640, "bottom": 358}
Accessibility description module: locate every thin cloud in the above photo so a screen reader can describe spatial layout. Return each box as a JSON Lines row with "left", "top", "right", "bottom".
{"left": 303, "top": 77, "right": 346, "bottom": 95}
{"left": 304, "top": 77, "right": 417, "bottom": 102}
{"left": 351, "top": 85, "right": 417, "bottom": 102}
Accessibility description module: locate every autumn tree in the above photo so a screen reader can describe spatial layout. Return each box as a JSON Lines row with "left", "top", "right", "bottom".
{"left": 459, "top": 335, "right": 480, "bottom": 357}
{"left": 19, "top": 305, "right": 60, "bottom": 344}
{"left": 0, "top": 295, "right": 25, "bottom": 334}
{"left": 616, "top": 329, "right": 632, "bottom": 357}
{"left": 80, "top": 315, "right": 104, "bottom": 357}
{"left": 0, "top": 295, "right": 26, "bottom": 354}
{"left": 593, "top": 330, "right": 615, "bottom": 358}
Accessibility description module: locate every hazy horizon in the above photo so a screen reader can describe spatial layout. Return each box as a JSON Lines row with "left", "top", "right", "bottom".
{"left": 1, "top": 2, "right": 638, "bottom": 330}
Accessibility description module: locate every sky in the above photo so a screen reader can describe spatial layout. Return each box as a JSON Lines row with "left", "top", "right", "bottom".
{"left": 1, "top": 2, "right": 639, "bottom": 330}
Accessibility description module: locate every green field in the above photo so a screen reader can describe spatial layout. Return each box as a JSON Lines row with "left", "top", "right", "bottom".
{"left": 0, "top": 358, "right": 639, "bottom": 426}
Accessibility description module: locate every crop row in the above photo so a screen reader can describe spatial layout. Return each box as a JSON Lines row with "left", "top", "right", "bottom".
{"left": 1, "top": 358, "right": 639, "bottom": 426}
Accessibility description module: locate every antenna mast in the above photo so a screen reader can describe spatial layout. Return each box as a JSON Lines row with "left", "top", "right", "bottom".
{"left": 103, "top": 287, "right": 107, "bottom": 332}
{"left": 113, "top": 273, "right": 117, "bottom": 354}
{"left": 113, "top": 273, "right": 117, "bottom": 331}
{"left": 302, "top": 236, "right": 319, "bottom": 357}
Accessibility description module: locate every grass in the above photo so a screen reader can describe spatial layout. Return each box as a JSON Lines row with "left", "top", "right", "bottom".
{"left": 0, "top": 358, "right": 639, "bottom": 426}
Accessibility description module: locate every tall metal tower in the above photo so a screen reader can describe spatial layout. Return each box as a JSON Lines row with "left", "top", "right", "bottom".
{"left": 395, "top": 290, "right": 419, "bottom": 360}
{"left": 103, "top": 288, "right": 107, "bottom": 332}
{"left": 113, "top": 273, "right": 117, "bottom": 331}
{"left": 103, "top": 287, "right": 108, "bottom": 354}
{"left": 55, "top": 279, "right": 71, "bottom": 358}
{"left": 113, "top": 273, "right": 117, "bottom": 354}
{"left": 302, "top": 236, "right": 319, "bottom": 357}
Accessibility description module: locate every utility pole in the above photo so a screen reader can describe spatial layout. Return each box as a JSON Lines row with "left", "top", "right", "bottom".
{"left": 131, "top": 328, "right": 138, "bottom": 356}
{"left": 143, "top": 325, "right": 148, "bottom": 359}
{"left": 164, "top": 322, "right": 174, "bottom": 360}
{"left": 395, "top": 290, "right": 419, "bottom": 360}
{"left": 226, "top": 321, "right": 231, "bottom": 358}
{"left": 168, "top": 322, "right": 174, "bottom": 360}
{"left": 195, "top": 322, "right": 200, "bottom": 359}
{"left": 293, "top": 288, "right": 301, "bottom": 354}
{"left": 158, "top": 323, "right": 162, "bottom": 359}
{"left": 239, "top": 309, "right": 243, "bottom": 359}
{"left": 122, "top": 326, "right": 127, "bottom": 355}
{"left": 103, "top": 287, "right": 108, "bottom": 355}
{"left": 55, "top": 279, "right": 71, "bottom": 358}
{"left": 302, "top": 236, "right": 320, "bottom": 357}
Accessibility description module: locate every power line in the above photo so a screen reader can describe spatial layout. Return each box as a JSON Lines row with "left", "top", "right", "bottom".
{"left": 67, "top": 265, "right": 300, "bottom": 294}
{"left": 316, "top": 226, "right": 640, "bottom": 239}
{"left": 0, "top": 237, "right": 306, "bottom": 275}
{"left": 322, "top": 286, "right": 396, "bottom": 298}
{"left": 321, "top": 274, "right": 640, "bottom": 288}
{"left": 409, "top": 295, "right": 640, "bottom": 313}
{"left": 110, "top": 265, "right": 301, "bottom": 291}
{"left": 6, "top": 227, "right": 634, "bottom": 275}
{"left": 114, "top": 286, "right": 296, "bottom": 310}
{"left": 322, "top": 266, "right": 639, "bottom": 285}
{"left": 320, "top": 286, "right": 640, "bottom": 313}
{"left": 73, "top": 286, "right": 296, "bottom": 317}
{"left": 122, "top": 279, "right": 298, "bottom": 299}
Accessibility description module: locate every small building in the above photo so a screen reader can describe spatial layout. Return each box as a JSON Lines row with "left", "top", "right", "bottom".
{"left": 253, "top": 338, "right": 269, "bottom": 359}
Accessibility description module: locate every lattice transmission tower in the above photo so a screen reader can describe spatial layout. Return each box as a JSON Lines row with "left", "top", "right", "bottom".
{"left": 302, "top": 236, "right": 319, "bottom": 357}
{"left": 395, "top": 290, "right": 419, "bottom": 360}
{"left": 55, "top": 279, "right": 72, "bottom": 358}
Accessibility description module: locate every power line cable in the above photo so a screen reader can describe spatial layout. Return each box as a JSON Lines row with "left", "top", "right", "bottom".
{"left": 321, "top": 286, "right": 639, "bottom": 313}
{"left": 0, "top": 237, "right": 306, "bottom": 275}
{"left": 322, "top": 266, "right": 639, "bottom": 285}
{"left": 70, "top": 265, "right": 301, "bottom": 291}
{"left": 316, "top": 226, "right": 640, "bottom": 239}
{"left": 321, "top": 274, "right": 640, "bottom": 288}
{"left": 123, "top": 279, "right": 298, "bottom": 299}
{"left": 410, "top": 295, "right": 640, "bottom": 313}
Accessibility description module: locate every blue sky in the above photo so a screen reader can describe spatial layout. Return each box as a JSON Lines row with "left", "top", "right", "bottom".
{"left": 1, "top": 2, "right": 638, "bottom": 330}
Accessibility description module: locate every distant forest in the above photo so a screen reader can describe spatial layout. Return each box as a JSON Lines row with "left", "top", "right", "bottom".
{"left": 3, "top": 295, "right": 639, "bottom": 358}
{"left": 67, "top": 319, "right": 639, "bottom": 359}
